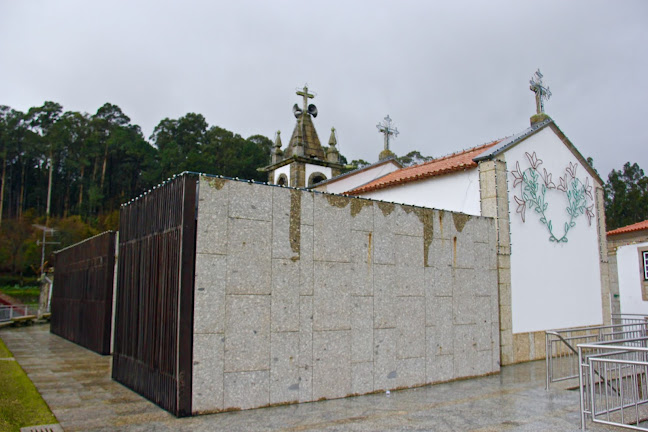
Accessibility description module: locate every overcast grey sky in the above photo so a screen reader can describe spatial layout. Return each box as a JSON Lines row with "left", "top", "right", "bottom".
{"left": 1, "top": 1, "right": 646, "bottom": 179}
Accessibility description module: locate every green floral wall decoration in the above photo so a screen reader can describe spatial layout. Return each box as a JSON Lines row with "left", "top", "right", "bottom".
{"left": 511, "top": 152, "right": 594, "bottom": 243}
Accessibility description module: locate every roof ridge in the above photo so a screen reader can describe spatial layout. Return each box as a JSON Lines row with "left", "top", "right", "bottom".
{"left": 407, "top": 139, "right": 502, "bottom": 170}
{"left": 314, "top": 157, "right": 401, "bottom": 187}
{"left": 346, "top": 139, "right": 502, "bottom": 196}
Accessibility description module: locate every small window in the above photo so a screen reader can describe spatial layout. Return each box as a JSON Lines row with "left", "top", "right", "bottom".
{"left": 643, "top": 251, "right": 648, "bottom": 281}
{"left": 277, "top": 174, "right": 288, "bottom": 186}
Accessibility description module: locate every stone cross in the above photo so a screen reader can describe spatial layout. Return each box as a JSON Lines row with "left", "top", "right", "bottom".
{"left": 296, "top": 85, "right": 314, "bottom": 112}
{"left": 376, "top": 115, "right": 399, "bottom": 151}
{"left": 529, "top": 69, "right": 552, "bottom": 114}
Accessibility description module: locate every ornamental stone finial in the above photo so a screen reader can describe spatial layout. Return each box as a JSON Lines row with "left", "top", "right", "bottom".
{"left": 327, "top": 127, "right": 339, "bottom": 163}
{"left": 274, "top": 130, "right": 282, "bottom": 148}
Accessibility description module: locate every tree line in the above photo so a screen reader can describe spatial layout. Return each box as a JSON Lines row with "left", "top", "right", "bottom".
{"left": 0, "top": 101, "right": 274, "bottom": 278}
{"left": 0, "top": 102, "right": 274, "bottom": 225}
{"left": 604, "top": 162, "right": 648, "bottom": 231}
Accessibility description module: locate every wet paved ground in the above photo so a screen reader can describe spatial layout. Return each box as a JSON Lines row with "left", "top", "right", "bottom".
{"left": 1, "top": 324, "right": 617, "bottom": 432}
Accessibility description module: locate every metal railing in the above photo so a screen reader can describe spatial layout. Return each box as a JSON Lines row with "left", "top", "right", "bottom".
{"left": 0, "top": 304, "right": 39, "bottom": 323}
{"left": 546, "top": 321, "right": 648, "bottom": 390}
{"left": 614, "top": 314, "right": 648, "bottom": 326}
{"left": 578, "top": 337, "right": 648, "bottom": 430}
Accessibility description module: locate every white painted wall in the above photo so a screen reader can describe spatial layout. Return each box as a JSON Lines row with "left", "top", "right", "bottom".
{"left": 315, "top": 161, "right": 401, "bottom": 194}
{"left": 305, "top": 164, "right": 331, "bottom": 185}
{"left": 273, "top": 165, "right": 290, "bottom": 185}
{"left": 506, "top": 127, "right": 603, "bottom": 333}
{"left": 617, "top": 242, "right": 648, "bottom": 315}
{"left": 357, "top": 169, "right": 482, "bottom": 215}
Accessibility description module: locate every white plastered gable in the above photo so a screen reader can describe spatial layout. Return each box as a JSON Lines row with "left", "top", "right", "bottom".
{"left": 501, "top": 125, "right": 604, "bottom": 333}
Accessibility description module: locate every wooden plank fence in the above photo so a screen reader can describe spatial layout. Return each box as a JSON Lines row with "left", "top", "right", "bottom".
{"left": 111, "top": 174, "right": 197, "bottom": 417}
{"left": 51, "top": 231, "right": 116, "bottom": 355}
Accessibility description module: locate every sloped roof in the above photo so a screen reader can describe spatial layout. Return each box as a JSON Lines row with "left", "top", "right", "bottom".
{"left": 346, "top": 140, "right": 501, "bottom": 195}
{"left": 475, "top": 118, "right": 603, "bottom": 185}
{"left": 607, "top": 220, "right": 648, "bottom": 236}
{"left": 473, "top": 119, "right": 550, "bottom": 162}
{"left": 314, "top": 157, "right": 402, "bottom": 188}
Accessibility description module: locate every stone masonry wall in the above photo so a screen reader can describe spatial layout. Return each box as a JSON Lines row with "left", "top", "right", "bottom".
{"left": 191, "top": 176, "right": 499, "bottom": 414}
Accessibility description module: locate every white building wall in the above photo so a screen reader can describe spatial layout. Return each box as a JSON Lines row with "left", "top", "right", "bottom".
{"left": 358, "top": 169, "right": 482, "bottom": 216}
{"left": 617, "top": 242, "right": 648, "bottom": 315}
{"left": 316, "top": 162, "right": 401, "bottom": 194}
{"left": 273, "top": 165, "right": 290, "bottom": 184}
{"left": 506, "top": 127, "right": 603, "bottom": 333}
{"left": 305, "top": 164, "right": 332, "bottom": 184}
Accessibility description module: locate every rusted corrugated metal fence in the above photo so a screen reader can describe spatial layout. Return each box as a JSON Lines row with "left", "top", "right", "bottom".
{"left": 111, "top": 174, "right": 197, "bottom": 417}
{"left": 51, "top": 231, "right": 116, "bottom": 355}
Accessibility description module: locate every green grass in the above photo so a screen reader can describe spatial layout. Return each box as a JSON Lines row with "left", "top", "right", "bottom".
{"left": 0, "top": 339, "right": 11, "bottom": 358}
{"left": 0, "top": 285, "right": 41, "bottom": 305}
{"left": 0, "top": 337, "right": 57, "bottom": 432}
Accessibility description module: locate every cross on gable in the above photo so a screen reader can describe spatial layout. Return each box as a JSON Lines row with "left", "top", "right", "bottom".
{"left": 296, "top": 85, "right": 314, "bottom": 112}
{"left": 376, "top": 115, "right": 399, "bottom": 151}
{"left": 529, "top": 69, "right": 552, "bottom": 114}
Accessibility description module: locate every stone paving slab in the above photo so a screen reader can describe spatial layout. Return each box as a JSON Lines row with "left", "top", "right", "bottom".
{"left": 0, "top": 324, "right": 618, "bottom": 432}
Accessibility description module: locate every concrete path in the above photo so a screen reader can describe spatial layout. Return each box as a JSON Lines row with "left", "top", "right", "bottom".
{"left": 1, "top": 324, "right": 616, "bottom": 432}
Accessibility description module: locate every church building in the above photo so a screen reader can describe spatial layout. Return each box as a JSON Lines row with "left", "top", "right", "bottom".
{"left": 314, "top": 71, "right": 611, "bottom": 365}
{"left": 52, "top": 74, "right": 614, "bottom": 416}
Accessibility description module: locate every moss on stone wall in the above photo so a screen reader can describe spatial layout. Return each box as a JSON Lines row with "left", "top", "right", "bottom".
{"left": 398, "top": 206, "right": 437, "bottom": 268}
{"left": 452, "top": 213, "right": 471, "bottom": 233}
{"left": 350, "top": 199, "right": 373, "bottom": 218}
{"left": 205, "top": 177, "right": 227, "bottom": 190}
{"left": 402, "top": 207, "right": 435, "bottom": 268}
{"left": 377, "top": 202, "right": 395, "bottom": 217}
{"left": 326, "top": 194, "right": 350, "bottom": 209}
{"left": 290, "top": 189, "right": 301, "bottom": 256}
{"left": 419, "top": 209, "right": 435, "bottom": 268}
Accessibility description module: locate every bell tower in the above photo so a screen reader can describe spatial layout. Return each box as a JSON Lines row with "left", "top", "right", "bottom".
{"left": 260, "top": 85, "right": 344, "bottom": 188}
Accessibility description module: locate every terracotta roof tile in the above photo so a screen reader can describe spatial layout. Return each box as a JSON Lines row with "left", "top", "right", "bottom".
{"left": 346, "top": 140, "right": 501, "bottom": 195}
{"left": 607, "top": 220, "right": 648, "bottom": 236}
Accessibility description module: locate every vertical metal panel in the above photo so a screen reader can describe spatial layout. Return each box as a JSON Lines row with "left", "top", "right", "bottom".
{"left": 51, "top": 231, "right": 116, "bottom": 355}
{"left": 111, "top": 174, "right": 196, "bottom": 417}
{"left": 177, "top": 175, "right": 196, "bottom": 417}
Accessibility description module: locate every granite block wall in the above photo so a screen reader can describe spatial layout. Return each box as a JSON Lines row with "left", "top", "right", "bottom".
{"left": 192, "top": 176, "right": 499, "bottom": 414}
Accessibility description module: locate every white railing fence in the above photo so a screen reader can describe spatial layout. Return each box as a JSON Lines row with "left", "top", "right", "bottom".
{"left": 614, "top": 314, "right": 648, "bottom": 326}
{"left": 546, "top": 321, "right": 648, "bottom": 390}
{"left": 578, "top": 337, "right": 648, "bottom": 430}
{"left": 0, "top": 304, "right": 40, "bottom": 322}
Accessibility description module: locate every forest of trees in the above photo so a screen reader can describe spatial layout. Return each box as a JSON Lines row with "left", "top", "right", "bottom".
{"left": 604, "top": 162, "right": 648, "bottom": 230}
{"left": 0, "top": 100, "right": 646, "bottom": 280}
{"left": 0, "top": 101, "right": 274, "bottom": 279}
